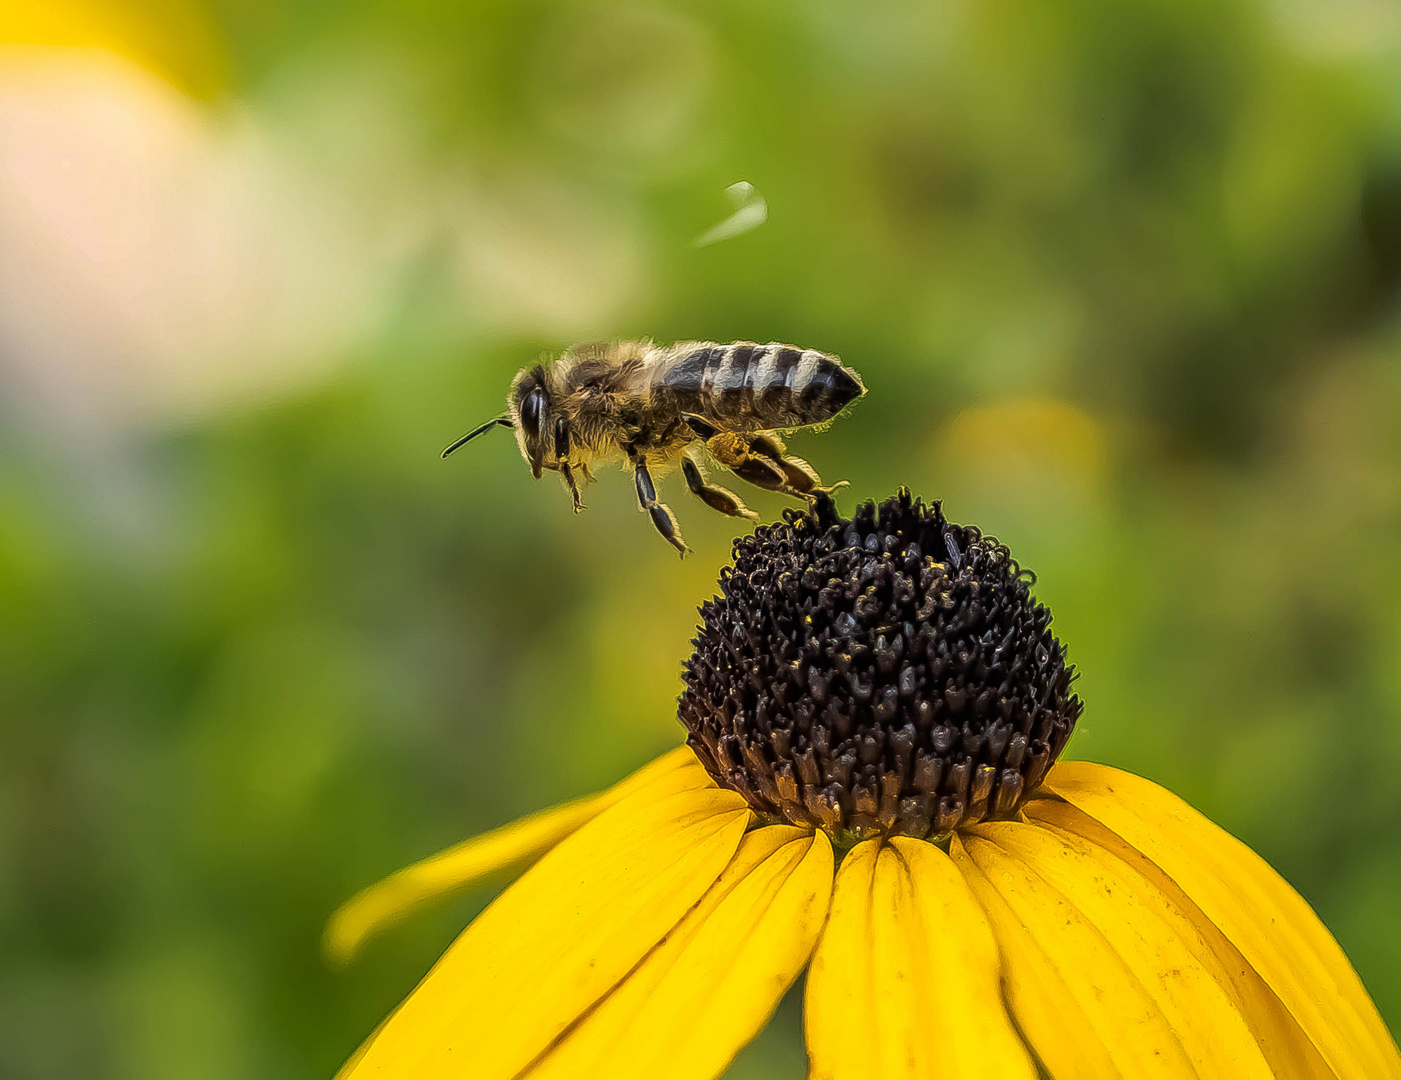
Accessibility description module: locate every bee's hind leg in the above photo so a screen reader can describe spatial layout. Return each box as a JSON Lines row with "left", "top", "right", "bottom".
{"left": 681, "top": 453, "right": 759, "bottom": 521}
{"left": 747, "top": 435, "right": 848, "bottom": 498}
{"left": 632, "top": 456, "right": 688, "bottom": 557}
{"left": 682, "top": 414, "right": 841, "bottom": 500}
{"left": 682, "top": 415, "right": 788, "bottom": 493}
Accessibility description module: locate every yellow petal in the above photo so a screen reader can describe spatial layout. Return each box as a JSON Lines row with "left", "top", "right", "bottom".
{"left": 526, "top": 825, "right": 833, "bottom": 1080}
{"left": 337, "top": 770, "right": 750, "bottom": 1080}
{"left": 806, "top": 837, "right": 1036, "bottom": 1080}
{"left": 325, "top": 745, "right": 703, "bottom": 964}
{"left": 1045, "top": 762, "right": 1401, "bottom": 1080}
{"left": 1024, "top": 797, "right": 1332, "bottom": 1079}
{"left": 962, "top": 818, "right": 1280, "bottom": 1079}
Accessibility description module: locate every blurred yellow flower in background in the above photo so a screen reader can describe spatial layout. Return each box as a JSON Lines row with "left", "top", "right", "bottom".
{"left": 0, "top": 0, "right": 225, "bottom": 94}
{"left": 328, "top": 492, "right": 1400, "bottom": 1079}
{"left": 936, "top": 398, "right": 1111, "bottom": 502}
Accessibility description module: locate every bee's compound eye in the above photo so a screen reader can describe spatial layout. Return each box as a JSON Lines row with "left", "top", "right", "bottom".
{"left": 520, "top": 388, "right": 546, "bottom": 439}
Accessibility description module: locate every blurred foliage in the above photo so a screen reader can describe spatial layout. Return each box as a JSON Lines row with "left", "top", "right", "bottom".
{"left": 2, "top": 0, "right": 1401, "bottom": 1077}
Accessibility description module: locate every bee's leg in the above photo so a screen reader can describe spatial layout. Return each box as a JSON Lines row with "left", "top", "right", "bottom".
{"left": 632, "top": 456, "right": 688, "bottom": 557}
{"left": 681, "top": 413, "right": 721, "bottom": 441}
{"left": 755, "top": 447, "right": 841, "bottom": 497}
{"left": 680, "top": 415, "right": 780, "bottom": 490}
{"left": 679, "top": 413, "right": 833, "bottom": 498}
{"left": 749, "top": 432, "right": 788, "bottom": 458}
{"left": 552, "top": 419, "right": 585, "bottom": 512}
{"left": 746, "top": 434, "right": 848, "bottom": 498}
{"left": 681, "top": 453, "right": 759, "bottom": 521}
{"left": 559, "top": 462, "right": 585, "bottom": 513}
{"left": 726, "top": 453, "right": 789, "bottom": 492}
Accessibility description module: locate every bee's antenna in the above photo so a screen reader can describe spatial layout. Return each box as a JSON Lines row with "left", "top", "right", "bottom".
{"left": 442, "top": 416, "right": 512, "bottom": 458}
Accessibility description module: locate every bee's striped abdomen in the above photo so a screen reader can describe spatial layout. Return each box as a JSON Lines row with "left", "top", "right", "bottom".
{"left": 658, "top": 341, "right": 864, "bottom": 430}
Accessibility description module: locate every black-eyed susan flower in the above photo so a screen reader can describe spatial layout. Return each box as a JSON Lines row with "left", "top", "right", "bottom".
{"left": 328, "top": 489, "right": 1401, "bottom": 1080}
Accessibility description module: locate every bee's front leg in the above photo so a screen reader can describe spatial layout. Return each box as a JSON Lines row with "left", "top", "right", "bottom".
{"left": 632, "top": 455, "right": 688, "bottom": 557}
{"left": 553, "top": 419, "right": 585, "bottom": 512}
{"left": 559, "top": 462, "right": 585, "bottom": 513}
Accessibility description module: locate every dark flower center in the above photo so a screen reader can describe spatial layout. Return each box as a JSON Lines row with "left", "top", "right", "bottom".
{"left": 678, "top": 488, "right": 1081, "bottom": 843}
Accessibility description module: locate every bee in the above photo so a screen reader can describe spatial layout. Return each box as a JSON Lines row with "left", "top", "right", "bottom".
{"left": 443, "top": 340, "right": 866, "bottom": 555}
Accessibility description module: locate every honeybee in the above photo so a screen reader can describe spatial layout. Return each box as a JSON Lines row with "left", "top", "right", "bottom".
{"left": 443, "top": 340, "right": 866, "bottom": 555}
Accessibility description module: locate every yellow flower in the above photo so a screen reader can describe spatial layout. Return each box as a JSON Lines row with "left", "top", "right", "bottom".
{"left": 0, "top": 0, "right": 227, "bottom": 95}
{"left": 328, "top": 492, "right": 1400, "bottom": 1079}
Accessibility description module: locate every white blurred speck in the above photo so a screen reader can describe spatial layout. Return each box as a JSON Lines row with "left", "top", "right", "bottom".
{"left": 693, "top": 181, "right": 768, "bottom": 247}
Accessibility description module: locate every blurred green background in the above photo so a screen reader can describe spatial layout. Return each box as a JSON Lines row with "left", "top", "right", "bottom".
{"left": 3, "top": 0, "right": 1401, "bottom": 1076}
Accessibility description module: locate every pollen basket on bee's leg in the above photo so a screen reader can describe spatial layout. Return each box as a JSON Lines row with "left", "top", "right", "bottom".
{"left": 678, "top": 488, "right": 1082, "bottom": 844}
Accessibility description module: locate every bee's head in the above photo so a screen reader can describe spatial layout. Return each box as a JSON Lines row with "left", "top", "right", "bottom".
{"left": 509, "top": 365, "right": 555, "bottom": 479}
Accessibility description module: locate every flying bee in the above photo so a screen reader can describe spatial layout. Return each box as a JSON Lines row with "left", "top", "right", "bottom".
{"left": 443, "top": 340, "right": 866, "bottom": 555}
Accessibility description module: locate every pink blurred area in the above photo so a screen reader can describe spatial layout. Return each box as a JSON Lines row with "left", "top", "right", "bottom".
{"left": 0, "top": 44, "right": 408, "bottom": 434}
